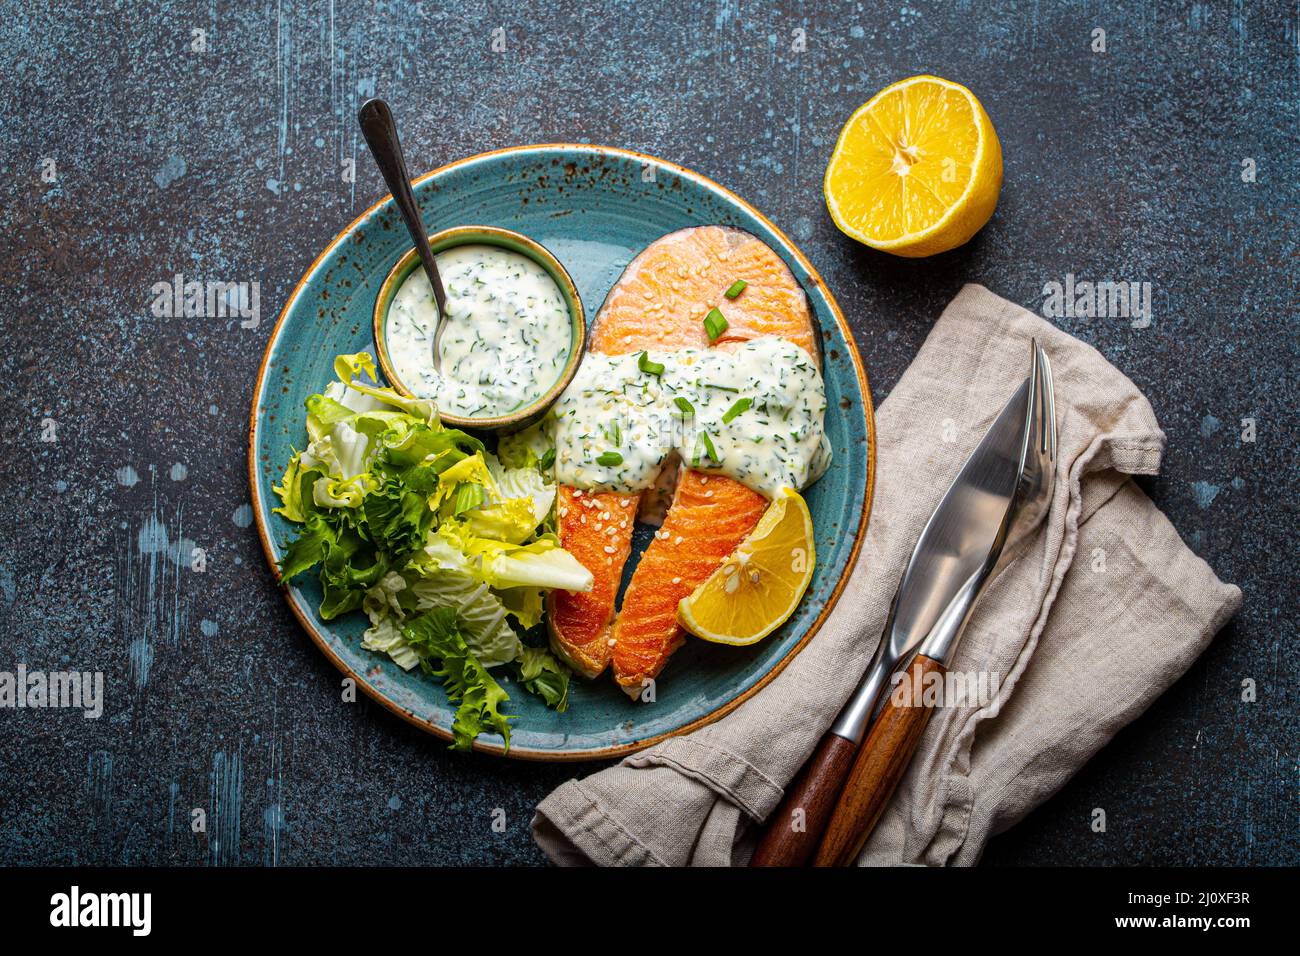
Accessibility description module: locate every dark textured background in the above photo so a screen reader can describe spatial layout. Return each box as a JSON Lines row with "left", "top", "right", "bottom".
{"left": 1, "top": 0, "right": 1295, "bottom": 866}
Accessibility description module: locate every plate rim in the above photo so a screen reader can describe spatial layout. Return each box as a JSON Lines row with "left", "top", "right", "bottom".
{"left": 247, "top": 143, "right": 877, "bottom": 761}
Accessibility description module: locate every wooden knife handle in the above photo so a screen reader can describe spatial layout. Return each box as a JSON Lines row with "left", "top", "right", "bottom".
{"left": 749, "top": 730, "right": 859, "bottom": 867}
{"left": 813, "top": 654, "right": 946, "bottom": 867}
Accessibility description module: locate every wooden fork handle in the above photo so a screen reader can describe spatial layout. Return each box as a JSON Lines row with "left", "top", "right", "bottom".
{"left": 813, "top": 654, "right": 946, "bottom": 867}
{"left": 749, "top": 730, "right": 859, "bottom": 867}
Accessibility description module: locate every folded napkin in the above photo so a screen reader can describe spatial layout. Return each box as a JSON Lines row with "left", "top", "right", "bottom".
{"left": 532, "top": 284, "right": 1242, "bottom": 867}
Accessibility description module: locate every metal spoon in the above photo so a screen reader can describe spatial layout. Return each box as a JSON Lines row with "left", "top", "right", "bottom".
{"left": 357, "top": 97, "right": 448, "bottom": 371}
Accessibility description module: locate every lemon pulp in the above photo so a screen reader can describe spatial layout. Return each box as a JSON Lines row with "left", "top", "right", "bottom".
{"left": 677, "top": 489, "right": 816, "bottom": 647}
{"left": 824, "top": 74, "right": 1003, "bottom": 258}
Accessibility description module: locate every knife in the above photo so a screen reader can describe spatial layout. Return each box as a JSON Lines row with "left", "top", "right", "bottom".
{"left": 750, "top": 341, "right": 1056, "bottom": 867}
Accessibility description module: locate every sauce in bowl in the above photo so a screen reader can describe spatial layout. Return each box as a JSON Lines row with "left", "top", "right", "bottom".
{"left": 384, "top": 243, "right": 573, "bottom": 419}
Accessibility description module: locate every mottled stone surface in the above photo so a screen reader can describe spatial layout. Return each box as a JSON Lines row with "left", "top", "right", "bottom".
{"left": 0, "top": 0, "right": 1294, "bottom": 866}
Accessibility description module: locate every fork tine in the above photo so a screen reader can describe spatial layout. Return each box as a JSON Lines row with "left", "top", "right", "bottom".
{"left": 1035, "top": 344, "right": 1056, "bottom": 461}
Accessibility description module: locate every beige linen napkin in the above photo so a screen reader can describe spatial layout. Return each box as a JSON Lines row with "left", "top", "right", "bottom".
{"left": 532, "top": 284, "right": 1242, "bottom": 867}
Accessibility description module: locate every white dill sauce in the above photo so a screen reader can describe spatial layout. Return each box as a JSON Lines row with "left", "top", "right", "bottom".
{"left": 553, "top": 337, "right": 831, "bottom": 499}
{"left": 384, "top": 244, "right": 572, "bottom": 418}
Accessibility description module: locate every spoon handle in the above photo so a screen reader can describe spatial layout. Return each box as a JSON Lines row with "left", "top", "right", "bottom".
{"left": 357, "top": 98, "right": 447, "bottom": 317}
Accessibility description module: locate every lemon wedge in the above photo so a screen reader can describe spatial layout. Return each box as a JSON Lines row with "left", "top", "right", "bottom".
{"left": 677, "top": 489, "right": 815, "bottom": 646}
{"left": 823, "top": 74, "right": 1003, "bottom": 258}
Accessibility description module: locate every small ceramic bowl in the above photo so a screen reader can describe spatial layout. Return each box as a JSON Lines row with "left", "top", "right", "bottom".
{"left": 372, "top": 224, "right": 586, "bottom": 431}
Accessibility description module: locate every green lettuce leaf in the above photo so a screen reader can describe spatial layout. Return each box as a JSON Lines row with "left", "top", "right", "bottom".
{"left": 401, "top": 608, "right": 514, "bottom": 752}
{"left": 462, "top": 495, "right": 539, "bottom": 545}
{"left": 433, "top": 524, "right": 593, "bottom": 593}
{"left": 487, "top": 459, "right": 556, "bottom": 528}
{"left": 272, "top": 451, "right": 321, "bottom": 523}
{"left": 274, "top": 352, "right": 596, "bottom": 752}
{"left": 318, "top": 525, "right": 389, "bottom": 619}
{"left": 408, "top": 572, "right": 522, "bottom": 667}
{"left": 516, "top": 646, "right": 570, "bottom": 712}
{"left": 333, "top": 352, "right": 438, "bottom": 422}
{"left": 361, "top": 566, "right": 523, "bottom": 669}
{"left": 499, "top": 586, "right": 544, "bottom": 630}
{"left": 278, "top": 512, "right": 338, "bottom": 581}
{"left": 497, "top": 417, "right": 555, "bottom": 473}
{"left": 361, "top": 479, "right": 435, "bottom": 561}
{"left": 304, "top": 394, "right": 356, "bottom": 444}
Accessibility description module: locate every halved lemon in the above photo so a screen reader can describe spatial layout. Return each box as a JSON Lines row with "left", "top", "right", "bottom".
{"left": 824, "top": 74, "right": 1003, "bottom": 258}
{"left": 677, "top": 489, "right": 815, "bottom": 646}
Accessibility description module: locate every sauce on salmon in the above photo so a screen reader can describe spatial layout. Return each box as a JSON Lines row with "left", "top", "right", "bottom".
{"left": 554, "top": 338, "right": 830, "bottom": 499}
{"left": 547, "top": 226, "right": 825, "bottom": 691}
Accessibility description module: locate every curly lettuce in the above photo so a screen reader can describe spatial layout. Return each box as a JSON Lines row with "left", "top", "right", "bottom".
{"left": 273, "top": 352, "right": 585, "bottom": 750}
{"left": 400, "top": 607, "right": 514, "bottom": 751}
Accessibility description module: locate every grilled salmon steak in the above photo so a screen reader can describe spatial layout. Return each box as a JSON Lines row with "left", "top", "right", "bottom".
{"left": 547, "top": 226, "right": 818, "bottom": 691}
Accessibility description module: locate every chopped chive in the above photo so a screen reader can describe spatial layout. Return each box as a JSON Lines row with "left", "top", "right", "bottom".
{"left": 674, "top": 397, "right": 695, "bottom": 416}
{"left": 722, "top": 398, "right": 753, "bottom": 424}
{"left": 703, "top": 382, "right": 739, "bottom": 392}
{"left": 538, "top": 447, "right": 556, "bottom": 470}
{"left": 699, "top": 431, "right": 718, "bottom": 462}
{"left": 703, "top": 307, "right": 728, "bottom": 342}
{"left": 724, "top": 279, "right": 747, "bottom": 299}
{"left": 637, "top": 351, "right": 665, "bottom": 376}
{"left": 596, "top": 451, "right": 624, "bottom": 466}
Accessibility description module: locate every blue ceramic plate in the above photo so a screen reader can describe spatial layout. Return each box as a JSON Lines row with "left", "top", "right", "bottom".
{"left": 249, "top": 145, "right": 875, "bottom": 760}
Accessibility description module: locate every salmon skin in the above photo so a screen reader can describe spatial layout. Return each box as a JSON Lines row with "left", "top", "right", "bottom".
{"left": 548, "top": 225, "right": 818, "bottom": 689}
